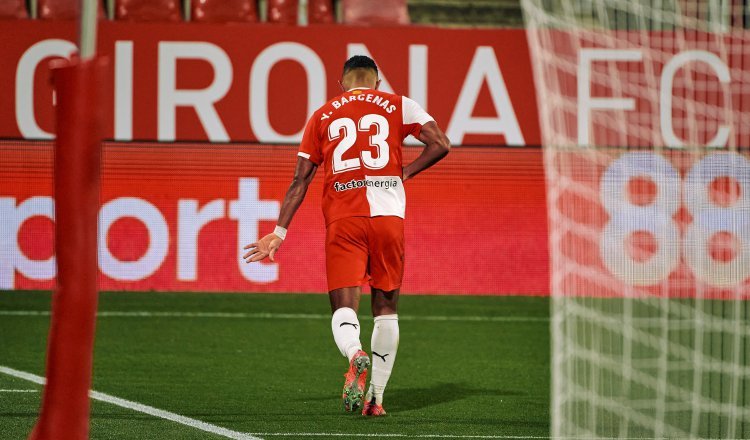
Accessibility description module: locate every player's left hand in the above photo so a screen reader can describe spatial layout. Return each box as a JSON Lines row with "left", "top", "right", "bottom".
{"left": 243, "top": 233, "right": 283, "bottom": 263}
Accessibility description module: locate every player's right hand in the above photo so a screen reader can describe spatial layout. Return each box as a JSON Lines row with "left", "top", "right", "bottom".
{"left": 243, "top": 233, "right": 283, "bottom": 263}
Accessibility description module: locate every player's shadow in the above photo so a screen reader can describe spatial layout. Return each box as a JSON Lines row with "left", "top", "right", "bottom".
{"left": 299, "top": 382, "right": 522, "bottom": 412}
{"left": 387, "top": 382, "right": 523, "bottom": 412}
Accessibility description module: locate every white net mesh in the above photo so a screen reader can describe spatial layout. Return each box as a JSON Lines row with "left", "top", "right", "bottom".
{"left": 520, "top": 0, "right": 750, "bottom": 438}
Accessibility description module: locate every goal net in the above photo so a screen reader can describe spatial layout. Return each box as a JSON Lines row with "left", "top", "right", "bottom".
{"left": 520, "top": 0, "right": 750, "bottom": 438}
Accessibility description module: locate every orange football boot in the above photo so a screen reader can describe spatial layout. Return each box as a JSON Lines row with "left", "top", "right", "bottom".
{"left": 342, "top": 350, "right": 370, "bottom": 412}
{"left": 362, "top": 397, "right": 387, "bottom": 416}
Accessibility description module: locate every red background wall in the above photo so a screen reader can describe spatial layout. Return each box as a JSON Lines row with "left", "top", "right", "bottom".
{"left": 0, "top": 141, "right": 549, "bottom": 295}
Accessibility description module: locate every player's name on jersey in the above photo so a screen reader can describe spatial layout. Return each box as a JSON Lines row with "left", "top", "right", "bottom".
{"left": 329, "top": 92, "right": 397, "bottom": 114}
{"left": 333, "top": 178, "right": 400, "bottom": 192}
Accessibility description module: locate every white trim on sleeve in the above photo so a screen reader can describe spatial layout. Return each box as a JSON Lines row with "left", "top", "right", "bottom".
{"left": 298, "top": 152, "right": 311, "bottom": 159}
{"left": 402, "top": 96, "right": 434, "bottom": 126}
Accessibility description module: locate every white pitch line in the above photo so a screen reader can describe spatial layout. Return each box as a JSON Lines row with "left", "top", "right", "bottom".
{"left": 249, "top": 434, "right": 548, "bottom": 439}
{"left": 0, "top": 366, "right": 550, "bottom": 440}
{"left": 0, "top": 389, "right": 37, "bottom": 392}
{"left": 0, "top": 310, "right": 548, "bottom": 323}
{"left": 0, "top": 366, "right": 261, "bottom": 440}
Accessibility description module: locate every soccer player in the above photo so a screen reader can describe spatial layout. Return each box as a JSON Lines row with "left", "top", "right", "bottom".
{"left": 243, "top": 55, "right": 450, "bottom": 416}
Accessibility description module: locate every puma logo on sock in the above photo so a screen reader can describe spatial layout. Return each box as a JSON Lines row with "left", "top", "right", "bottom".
{"left": 372, "top": 351, "right": 389, "bottom": 362}
{"left": 340, "top": 322, "right": 359, "bottom": 329}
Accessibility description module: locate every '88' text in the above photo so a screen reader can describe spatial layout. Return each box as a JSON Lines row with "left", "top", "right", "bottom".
{"left": 601, "top": 152, "right": 750, "bottom": 288}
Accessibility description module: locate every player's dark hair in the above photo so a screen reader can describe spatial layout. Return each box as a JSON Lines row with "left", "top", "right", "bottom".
{"left": 342, "top": 55, "right": 378, "bottom": 76}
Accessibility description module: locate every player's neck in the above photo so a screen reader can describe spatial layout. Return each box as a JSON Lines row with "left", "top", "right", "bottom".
{"left": 344, "top": 78, "right": 376, "bottom": 91}
{"left": 346, "top": 84, "right": 373, "bottom": 92}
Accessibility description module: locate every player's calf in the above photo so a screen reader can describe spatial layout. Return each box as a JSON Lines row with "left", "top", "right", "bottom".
{"left": 365, "top": 314, "right": 399, "bottom": 411}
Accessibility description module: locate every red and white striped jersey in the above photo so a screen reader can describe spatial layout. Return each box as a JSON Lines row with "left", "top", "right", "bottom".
{"left": 298, "top": 87, "right": 434, "bottom": 225}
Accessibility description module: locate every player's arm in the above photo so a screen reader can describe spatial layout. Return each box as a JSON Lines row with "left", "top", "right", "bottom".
{"left": 243, "top": 157, "right": 318, "bottom": 263}
{"left": 402, "top": 121, "right": 451, "bottom": 181}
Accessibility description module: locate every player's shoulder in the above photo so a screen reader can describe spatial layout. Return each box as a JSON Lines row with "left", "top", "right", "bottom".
{"left": 399, "top": 94, "right": 423, "bottom": 108}
{"left": 371, "top": 89, "right": 401, "bottom": 100}
{"left": 367, "top": 89, "right": 405, "bottom": 107}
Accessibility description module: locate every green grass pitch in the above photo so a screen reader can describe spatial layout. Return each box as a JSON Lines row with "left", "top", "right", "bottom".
{"left": 0, "top": 291, "right": 550, "bottom": 439}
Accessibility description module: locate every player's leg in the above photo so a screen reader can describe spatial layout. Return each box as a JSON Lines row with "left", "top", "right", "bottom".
{"left": 329, "top": 286, "right": 364, "bottom": 361}
{"left": 363, "top": 216, "right": 404, "bottom": 416}
{"left": 326, "top": 218, "right": 371, "bottom": 412}
{"left": 364, "top": 287, "right": 400, "bottom": 416}
{"left": 330, "top": 286, "right": 371, "bottom": 412}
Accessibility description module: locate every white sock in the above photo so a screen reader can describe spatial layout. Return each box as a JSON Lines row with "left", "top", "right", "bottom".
{"left": 366, "top": 314, "right": 399, "bottom": 405}
{"left": 331, "top": 307, "right": 362, "bottom": 361}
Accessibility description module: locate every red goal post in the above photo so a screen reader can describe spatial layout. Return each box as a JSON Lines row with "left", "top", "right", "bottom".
{"left": 29, "top": 1, "right": 105, "bottom": 438}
